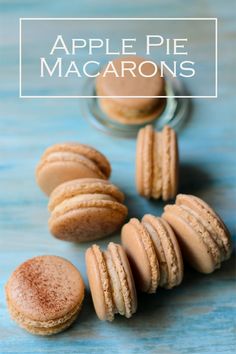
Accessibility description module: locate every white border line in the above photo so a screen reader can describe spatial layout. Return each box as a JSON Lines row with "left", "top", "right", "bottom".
{"left": 19, "top": 18, "right": 22, "bottom": 98}
{"left": 215, "top": 18, "right": 218, "bottom": 98}
{"left": 19, "top": 18, "right": 218, "bottom": 99}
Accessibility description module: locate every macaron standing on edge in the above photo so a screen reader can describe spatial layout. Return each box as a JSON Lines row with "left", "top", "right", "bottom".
{"left": 36, "top": 142, "right": 111, "bottom": 195}
{"left": 121, "top": 215, "right": 183, "bottom": 293}
{"left": 5, "top": 255, "right": 85, "bottom": 335}
{"left": 136, "top": 124, "right": 179, "bottom": 200}
{"left": 48, "top": 178, "right": 128, "bottom": 242}
{"left": 86, "top": 242, "right": 137, "bottom": 321}
{"left": 162, "top": 194, "right": 232, "bottom": 273}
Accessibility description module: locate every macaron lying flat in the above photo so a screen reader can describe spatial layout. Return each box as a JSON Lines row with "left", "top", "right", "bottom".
{"left": 136, "top": 125, "right": 179, "bottom": 200}
{"left": 121, "top": 215, "right": 183, "bottom": 293}
{"left": 5, "top": 255, "right": 85, "bottom": 335}
{"left": 48, "top": 178, "right": 128, "bottom": 242}
{"left": 36, "top": 143, "right": 111, "bottom": 195}
{"left": 162, "top": 194, "right": 232, "bottom": 273}
{"left": 86, "top": 242, "right": 137, "bottom": 321}
{"left": 96, "top": 56, "right": 166, "bottom": 125}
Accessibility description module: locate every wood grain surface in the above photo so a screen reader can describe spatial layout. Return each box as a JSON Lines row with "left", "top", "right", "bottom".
{"left": 0, "top": 0, "right": 235, "bottom": 353}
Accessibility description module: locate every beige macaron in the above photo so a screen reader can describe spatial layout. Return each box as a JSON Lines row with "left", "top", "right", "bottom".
{"left": 96, "top": 56, "right": 166, "bottom": 125}
{"left": 136, "top": 124, "right": 179, "bottom": 200}
{"left": 121, "top": 215, "right": 183, "bottom": 293}
{"left": 162, "top": 194, "right": 232, "bottom": 273}
{"left": 5, "top": 255, "right": 85, "bottom": 335}
{"left": 86, "top": 242, "right": 137, "bottom": 321}
{"left": 36, "top": 142, "right": 111, "bottom": 195}
{"left": 48, "top": 178, "right": 128, "bottom": 242}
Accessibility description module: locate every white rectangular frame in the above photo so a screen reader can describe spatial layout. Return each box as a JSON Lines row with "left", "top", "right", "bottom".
{"left": 19, "top": 18, "right": 218, "bottom": 98}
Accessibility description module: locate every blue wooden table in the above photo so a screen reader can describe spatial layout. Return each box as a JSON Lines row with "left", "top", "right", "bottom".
{"left": 0, "top": 1, "right": 235, "bottom": 353}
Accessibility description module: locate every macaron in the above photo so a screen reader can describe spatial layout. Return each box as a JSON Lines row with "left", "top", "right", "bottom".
{"left": 86, "top": 242, "right": 137, "bottom": 321}
{"left": 121, "top": 215, "right": 183, "bottom": 293}
{"left": 5, "top": 255, "right": 85, "bottom": 335}
{"left": 136, "top": 124, "right": 179, "bottom": 200}
{"left": 48, "top": 178, "right": 128, "bottom": 242}
{"left": 36, "top": 142, "right": 111, "bottom": 195}
{"left": 162, "top": 194, "right": 232, "bottom": 273}
{"left": 96, "top": 56, "right": 166, "bottom": 125}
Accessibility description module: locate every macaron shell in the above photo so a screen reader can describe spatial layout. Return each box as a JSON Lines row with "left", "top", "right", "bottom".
{"left": 136, "top": 126, "right": 145, "bottom": 196}
{"left": 142, "top": 125, "right": 154, "bottom": 197}
{"left": 36, "top": 153, "right": 106, "bottom": 196}
{"left": 136, "top": 125, "right": 154, "bottom": 197}
{"left": 39, "top": 143, "right": 111, "bottom": 178}
{"left": 5, "top": 256, "right": 85, "bottom": 323}
{"left": 142, "top": 214, "right": 183, "bottom": 288}
{"left": 115, "top": 245, "right": 137, "bottom": 316}
{"left": 49, "top": 202, "right": 128, "bottom": 242}
{"left": 152, "top": 132, "right": 162, "bottom": 198}
{"left": 86, "top": 246, "right": 114, "bottom": 321}
{"left": 121, "top": 218, "right": 159, "bottom": 293}
{"left": 162, "top": 126, "right": 172, "bottom": 201}
{"left": 48, "top": 178, "right": 124, "bottom": 212}
{"left": 96, "top": 56, "right": 165, "bottom": 110}
{"left": 160, "top": 218, "right": 183, "bottom": 287}
{"left": 163, "top": 205, "right": 219, "bottom": 273}
{"left": 142, "top": 214, "right": 183, "bottom": 289}
{"left": 108, "top": 243, "right": 137, "bottom": 318}
{"left": 170, "top": 128, "right": 179, "bottom": 198}
{"left": 176, "top": 194, "right": 232, "bottom": 260}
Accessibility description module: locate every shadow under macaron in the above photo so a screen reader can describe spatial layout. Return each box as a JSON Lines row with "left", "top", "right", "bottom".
{"left": 179, "top": 162, "right": 213, "bottom": 195}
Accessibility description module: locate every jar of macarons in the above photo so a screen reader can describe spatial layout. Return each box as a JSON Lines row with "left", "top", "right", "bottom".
{"left": 5, "top": 56, "right": 232, "bottom": 335}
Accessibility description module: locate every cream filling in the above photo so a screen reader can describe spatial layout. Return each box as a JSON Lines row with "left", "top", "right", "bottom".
{"left": 142, "top": 221, "right": 168, "bottom": 287}
{"left": 37, "top": 151, "right": 105, "bottom": 179}
{"left": 104, "top": 250, "right": 126, "bottom": 316}
{"left": 108, "top": 243, "right": 133, "bottom": 318}
{"left": 52, "top": 194, "right": 116, "bottom": 216}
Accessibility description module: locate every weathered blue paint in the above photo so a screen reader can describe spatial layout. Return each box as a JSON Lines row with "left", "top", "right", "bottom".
{"left": 0, "top": 1, "right": 235, "bottom": 353}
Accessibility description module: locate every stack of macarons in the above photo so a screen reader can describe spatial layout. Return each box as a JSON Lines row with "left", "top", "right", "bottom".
{"left": 36, "top": 142, "right": 128, "bottom": 242}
